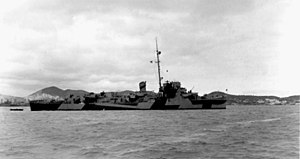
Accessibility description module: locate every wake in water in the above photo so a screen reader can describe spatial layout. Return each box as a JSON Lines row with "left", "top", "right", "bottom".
{"left": 232, "top": 117, "right": 282, "bottom": 126}
{"left": 203, "top": 117, "right": 283, "bottom": 132}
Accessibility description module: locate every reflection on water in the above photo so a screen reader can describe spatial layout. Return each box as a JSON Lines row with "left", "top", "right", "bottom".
{"left": 0, "top": 105, "right": 299, "bottom": 159}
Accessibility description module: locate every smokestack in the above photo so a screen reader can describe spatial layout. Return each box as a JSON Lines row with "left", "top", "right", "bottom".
{"left": 139, "top": 81, "right": 146, "bottom": 92}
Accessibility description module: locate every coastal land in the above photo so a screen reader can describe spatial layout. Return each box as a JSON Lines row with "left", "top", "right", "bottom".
{"left": 1, "top": 86, "right": 299, "bottom": 106}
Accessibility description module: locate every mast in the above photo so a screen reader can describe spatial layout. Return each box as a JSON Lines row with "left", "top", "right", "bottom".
{"left": 155, "top": 38, "right": 162, "bottom": 91}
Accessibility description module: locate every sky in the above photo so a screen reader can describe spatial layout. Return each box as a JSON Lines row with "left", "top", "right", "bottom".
{"left": 0, "top": 0, "right": 299, "bottom": 97}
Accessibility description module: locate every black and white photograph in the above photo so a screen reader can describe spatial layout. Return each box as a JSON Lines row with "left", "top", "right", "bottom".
{"left": 0, "top": 0, "right": 299, "bottom": 158}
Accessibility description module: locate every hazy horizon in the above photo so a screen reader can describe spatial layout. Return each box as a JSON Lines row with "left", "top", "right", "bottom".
{"left": 0, "top": 0, "right": 299, "bottom": 97}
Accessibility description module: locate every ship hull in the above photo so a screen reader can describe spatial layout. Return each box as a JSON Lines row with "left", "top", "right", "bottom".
{"left": 88, "top": 98, "right": 226, "bottom": 110}
{"left": 189, "top": 99, "right": 227, "bottom": 109}
{"left": 165, "top": 95, "right": 226, "bottom": 109}
{"left": 29, "top": 101, "right": 63, "bottom": 111}
{"left": 29, "top": 98, "right": 226, "bottom": 111}
{"left": 87, "top": 100, "right": 156, "bottom": 110}
{"left": 57, "top": 103, "right": 85, "bottom": 110}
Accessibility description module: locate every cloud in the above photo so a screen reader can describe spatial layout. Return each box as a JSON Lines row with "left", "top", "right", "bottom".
{"left": 0, "top": 0, "right": 299, "bottom": 97}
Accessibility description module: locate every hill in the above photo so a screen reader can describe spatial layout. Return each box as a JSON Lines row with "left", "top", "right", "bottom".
{"left": 0, "top": 94, "right": 27, "bottom": 106}
{"left": 208, "top": 91, "right": 300, "bottom": 105}
{"left": 27, "top": 86, "right": 88, "bottom": 100}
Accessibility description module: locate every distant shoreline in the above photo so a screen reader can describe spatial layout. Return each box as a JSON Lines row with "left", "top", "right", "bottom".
{"left": 0, "top": 104, "right": 299, "bottom": 107}
{"left": 0, "top": 105, "right": 29, "bottom": 107}
{"left": 1, "top": 88, "right": 299, "bottom": 106}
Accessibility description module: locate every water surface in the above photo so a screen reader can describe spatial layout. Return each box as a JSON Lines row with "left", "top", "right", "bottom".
{"left": 0, "top": 105, "right": 299, "bottom": 159}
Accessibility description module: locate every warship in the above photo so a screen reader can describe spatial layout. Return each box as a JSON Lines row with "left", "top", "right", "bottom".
{"left": 29, "top": 40, "right": 226, "bottom": 111}
{"left": 83, "top": 39, "right": 226, "bottom": 110}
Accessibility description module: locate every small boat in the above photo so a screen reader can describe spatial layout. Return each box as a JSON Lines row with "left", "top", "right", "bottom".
{"left": 10, "top": 108, "right": 24, "bottom": 111}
